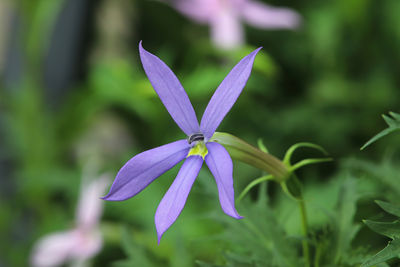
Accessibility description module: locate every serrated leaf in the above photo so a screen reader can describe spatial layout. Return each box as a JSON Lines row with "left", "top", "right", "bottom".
{"left": 361, "top": 202, "right": 400, "bottom": 266}
{"left": 218, "top": 182, "right": 299, "bottom": 267}
{"left": 361, "top": 112, "right": 400, "bottom": 150}
{"left": 375, "top": 200, "right": 400, "bottom": 217}
{"left": 361, "top": 238, "right": 400, "bottom": 267}
{"left": 364, "top": 220, "right": 400, "bottom": 239}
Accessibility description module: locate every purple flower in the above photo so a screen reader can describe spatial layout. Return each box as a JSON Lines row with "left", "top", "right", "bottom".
{"left": 172, "top": 0, "right": 301, "bottom": 49}
{"left": 103, "top": 41, "right": 261, "bottom": 242}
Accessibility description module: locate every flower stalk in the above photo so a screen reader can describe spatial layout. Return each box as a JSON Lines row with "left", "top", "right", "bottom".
{"left": 230, "top": 138, "right": 332, "bottom": 267}
{"left": 299, "top": 195, "right": 310, "bottom": 267}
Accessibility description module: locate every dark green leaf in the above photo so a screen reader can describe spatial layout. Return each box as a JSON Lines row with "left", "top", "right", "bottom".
{"left": 361, "top": 238, "right": 400, "bottom": 267}
{"left": 364, "top": 220, "right": 400, "bottom": 239}
{"left": 375, "top": 200, "right": 400, "bottom": 217}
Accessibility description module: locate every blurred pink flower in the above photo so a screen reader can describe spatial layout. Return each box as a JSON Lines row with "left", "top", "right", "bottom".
{"left": 173, "top": 0, "right": 301, "bottom": 49}
{"left": 30, "top": 175, "right": 110, "bottom": 267}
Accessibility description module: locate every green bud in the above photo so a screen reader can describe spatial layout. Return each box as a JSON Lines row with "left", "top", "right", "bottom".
{"left": 210, "top": 132, "right": 289, "bottom": 182}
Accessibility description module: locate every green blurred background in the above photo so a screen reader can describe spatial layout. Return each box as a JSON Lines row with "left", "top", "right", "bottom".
{"left": 1, "top": 0, "right": 400, "bottom": 266}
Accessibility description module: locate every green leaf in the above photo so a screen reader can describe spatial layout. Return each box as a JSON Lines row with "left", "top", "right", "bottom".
{"left": 237, "top": 174, "right": 274, "bottom": 201}
{"left": 290, "top": 157, "right": 333, "bottom": 172}
{"left": 375, "top": 200, "right": 400, "bottom": 217}
{"left": 361, "top": 202, "right": 400, "bottom": 266}
{"left": 361, "top": 238, "right": 400, "bottom": 267}
{"left": 212, "top": 182, "right": 300, "bottom": 267}
{"left": 389, "top": 111, "right": 400, "bottom": 121}
{"left": 283, "top": 142, "right": 329, "bottom": 166}
{"left": 363, "top": 220, "right": 400, "bottom": 239}
{"left": 257, "top": 138, "right": 269, "bottom": 153}
{"left": 361, "top": 112, "right": 400, "bottom": 150}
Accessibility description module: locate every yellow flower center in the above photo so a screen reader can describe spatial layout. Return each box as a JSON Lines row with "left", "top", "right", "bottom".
{"left": 187, "top": 141, "right": 208, "bottom": 159}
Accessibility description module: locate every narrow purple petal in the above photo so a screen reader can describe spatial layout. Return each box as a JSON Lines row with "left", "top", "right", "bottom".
{"left": 103, "top": 140, "right": 190, "bottom": 201}
{"left": 200, "top": 47, "right": 261, "bottom": 138}
{"left": 139, "top": 41, "right": 200, "bottom": 135}
{"left": 155, "top": 156, "right": 203, "bottom": 243}
{"left": 241, "top": 1, "right": 301, "bottom": 30}
{"left": 205, "top": 142, "right": 242, "bottom": 219}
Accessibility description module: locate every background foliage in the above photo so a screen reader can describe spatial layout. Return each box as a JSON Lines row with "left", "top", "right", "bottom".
{"left": 1, "top": 0, "right": 400, "bottom": 266}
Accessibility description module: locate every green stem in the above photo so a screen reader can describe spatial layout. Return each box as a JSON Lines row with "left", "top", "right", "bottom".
{"left": 299, "top": 199, "right": 310, "bottom": 267}
{"left": 314, "top": 243, "right": 321, "bottom": 267}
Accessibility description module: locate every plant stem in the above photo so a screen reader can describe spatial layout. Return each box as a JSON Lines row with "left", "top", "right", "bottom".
{"left": 299, "top": 199, "right": 310, "bottom": 267}
{"left": 314, "top": 244, "right": 321, "bottom": 267}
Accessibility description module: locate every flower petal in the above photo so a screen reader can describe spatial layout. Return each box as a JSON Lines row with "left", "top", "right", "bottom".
{"left": 31, "top": 229, "right": 103, "bottom": 267}
{"left": 155, "top": 155, "right": 203, "bottom": 243}
{"left": 139, "top": 41, "right": 200, "bottom": 135}
{"left": 210, "top": 4, "right": 244, "bottom": 49}
{"left": 173, "top": 0, "right": 217, "bottom": 23}
{"left": 30, "top": 230, "right": 78, "bottom": 267}
{"left": 241, "top": 1, "right": 301, "bottom": 29}
{"left": 77, "top": 174, "right": 110, "bottom": 228}
{"left": 200, "top": 47, "right": 261, "bottom": 139}
{"left": 103, "top": 140, "right": 190, "bottom": 201}
{"left": 205, "top": 142, "right": 242, "bottom": 219}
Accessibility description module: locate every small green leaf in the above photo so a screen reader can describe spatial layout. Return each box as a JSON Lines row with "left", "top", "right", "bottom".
{"left": 361, "top": 112, "right": 400, "bottom": 150}
{"left": 257, "top": 138, "right": 269, "bottom": 153}
{"left": 375, "top": 200, "right": 400, "bottom": 217}
{"left": 361, "top": 238, "right": 400, "bottom": 267}
{"left": 361, "top": 128, "right": 399, "bottom": 150}
{"left": 290, "top": 157, "right": 333, "bottom": 172}
{"left": 237, "top": 174, "right": 274, "bottom": 201}
{"left": 283, "top": 142, "right": 329, "bottom": 166}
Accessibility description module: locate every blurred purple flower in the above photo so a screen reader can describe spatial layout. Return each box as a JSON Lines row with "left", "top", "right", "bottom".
{"left": 31, "top": 175, "right": 109, "bottom": 267}
{"left": 172, "top": 0, "right": 301, "bottom": 49}
{"left": 103, "top": 41, "right": 261, "bottom": 242}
